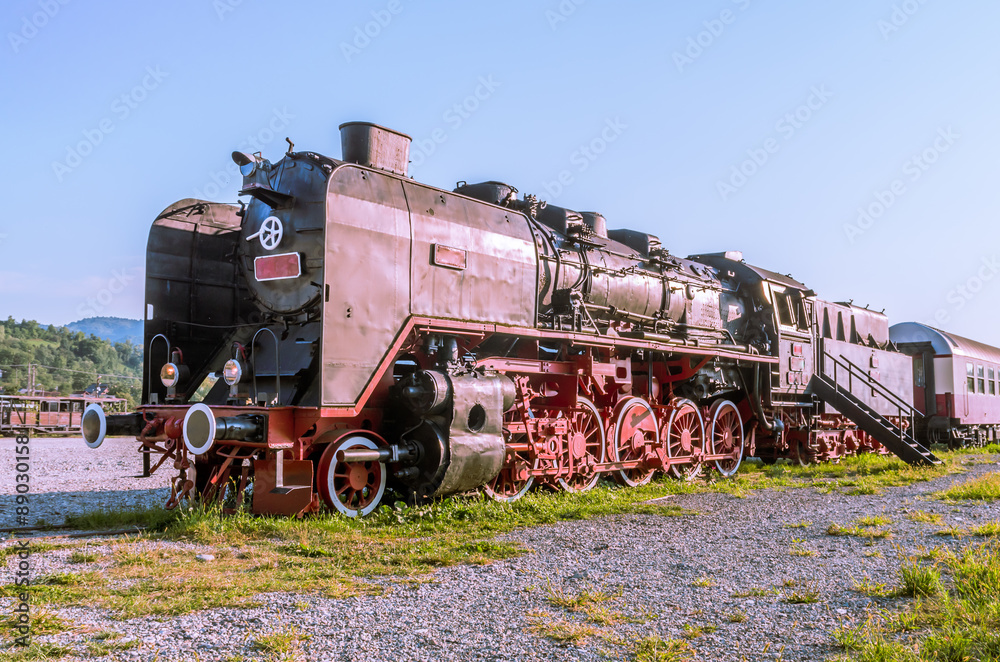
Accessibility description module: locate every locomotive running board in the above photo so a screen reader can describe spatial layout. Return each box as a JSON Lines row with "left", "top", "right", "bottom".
{"left": 809, "top": 373, "right": 940, "bottom": 466}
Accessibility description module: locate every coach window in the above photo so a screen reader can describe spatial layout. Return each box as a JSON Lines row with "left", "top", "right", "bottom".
{"left": 990, "top": 367, "right": 996, "bottom": 396}
{"left": 967, "top": 363, "right": 975, "bottom": 392}
{"left": 977, "top": 365, "right": 986, "bottom": 394}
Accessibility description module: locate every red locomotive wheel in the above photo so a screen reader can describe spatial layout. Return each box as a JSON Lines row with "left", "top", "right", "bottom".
{"left": 317, "top": 436, "right": 387, "bottom": 517}
{"left": 664, "top": 399, "right": 706, "bottom": 480}
{"left": 795, "top": 440, "right": 816, "bottom": 467}
{"left": 708, "top": 400, "right": 744, "bottom": 477}
{"left": 484, "top": 408, "right": 538, "bottom": 502}
{"left": 611, "top": 397, "right": 658, "bottom": 487}
{"left": 556, "top": 397, "right": 607, "bottom": 493}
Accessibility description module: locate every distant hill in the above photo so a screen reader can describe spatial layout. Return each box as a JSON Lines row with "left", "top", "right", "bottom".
{"left": 66, "top": 317, "right": 143, "bottom": 345}
{"left": 0, "top": 317, "right": 142, "bottom": 406}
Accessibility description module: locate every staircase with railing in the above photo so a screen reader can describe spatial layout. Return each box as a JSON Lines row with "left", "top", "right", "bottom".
{"left": 810, "top": 350, "right": 940, "bottom": 465}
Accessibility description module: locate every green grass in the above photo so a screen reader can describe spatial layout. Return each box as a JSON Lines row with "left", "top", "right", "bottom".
{"left": 969, "top": 521, "right": 1000, "bottom": 537}
{"left": 827, "top": 521, "right": 893, "bottom": 539}
{"left": 526, "top": 611, "right": 605, "bottom": 644}
{"left": 629, "top": 635, "right": 695, "bottom": 662}
{"left": 935, "top": 472, "right": 1000, "bottom": 501}
{"left": 545, "top": 584, "right": 618, "bottom": 612}
{"left": 858, "top": 515, "right": 892, "bottom": 527}
{"left": 906, "top": 510, "right": 944, "bottom": 525}
{"left": 732, "top": 587, "right": 777, "bottom": 598}
{"left": 251, "top": 626, "right": 309, "bottom": 656}
{"left": 690, "top": 576, "right": 715, "bottom": 588}
{"left": 0, "top": 643, "right": 75, "bottom": 661}
{"left": 851, "top": 577, "right": 894, "bottom": 598}
{"left": 836, "top": 541, "right": 1000, "bottom": 661}
{"left": 783, "top": 520, "right": 812, "bottom": 528}
{"left": 726, "top": 609, "right": 747, "bottom": 623}
{"left": 68, "top": 549, "right": 100, "bottom": 564}
{"left": 783, "top": 587, "right": 821, "bottom": 604}
{"left": 681, "top": 623, "right": 717, "bottom": 639}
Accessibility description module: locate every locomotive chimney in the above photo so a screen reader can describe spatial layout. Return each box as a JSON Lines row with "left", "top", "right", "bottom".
{"left": 339, "top": 121, "right": 412, "bottom": 177}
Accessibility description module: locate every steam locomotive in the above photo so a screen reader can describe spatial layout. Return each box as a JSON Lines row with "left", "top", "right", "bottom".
{"left": 81, "top": 122, "right": 999, "bottom": 517}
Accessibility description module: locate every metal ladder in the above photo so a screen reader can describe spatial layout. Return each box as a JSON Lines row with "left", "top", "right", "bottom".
{"left": 810, "top": 351, "right": 940, "bottom": 465}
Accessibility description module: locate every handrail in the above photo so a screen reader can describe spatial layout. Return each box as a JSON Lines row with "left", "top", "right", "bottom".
{"left": 820, "top": 350, "right": 917, "bottom": 451}
{"left": 251, "top": 327, "right": 281, "bottom": 407}
{"left": 837, "top": 354, "right": 918, "bottom": 416}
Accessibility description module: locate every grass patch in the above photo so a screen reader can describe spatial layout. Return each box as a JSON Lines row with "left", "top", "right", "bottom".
{"left": 858, "top": 515, "right": 892, "bottom": 527}
{"left": 527, "top": 611, "right": 604, "bottom": 645}
{"left": 68, "top": 549, "right": 100, "bottom": 564}
{"left": 851, "top": 577, "right": 894, "bottom": 598}
{"left": 690, "top": 576, "right": 714, "bottom": 588}
{"left": 1, "top": 608, "right": 74, "bottom": 637}
{"left": 935, "top": 471, "right": 1000, "bottom": 501}
{"left": 542, "top": 583, "right": 648, "bottom": 626}
{"left": 783, "top": 520, "right": 812, "bottom": 528}
{"left": 969, "top": 521, "right": 1000, "bottom": 537}
{"left": 681, "top": 623, "right": 716, "bottom": 639}
{"left": 906, "top": 510, "right": 944, "bottom": 525}
{"left": 251, "top": 626, "right": 309, "bottom": 656}
{"left": 827, "top": 520, "right": 893, "bottom": 539}
{"left": 732, "top": 587, "right": 777, "bottom": 598}
{"left": 836, "top": 541, "right": 1000, "bottom": 661}
{"left": 783, "top": 587, "right": 821, "bottom": 604}
{"left": 545, "top": 584, "right": 617, "bottom": 612}
{"left": 933, "top": 525, "right": 966, "bottom": 538}
{"left": 0, "top": 643, "right": 75, "bottom": 661}
{"left": 85, "top": 637, "right": 139, "bottom": 657}
{"left": 629, "top": 635, "right": 695, "bottom": 662}
{"left": 898, "top": 560, "right": 944, "bottom": 598}
{"left": 726, "top": 609, "right": 747, "bottom": 623}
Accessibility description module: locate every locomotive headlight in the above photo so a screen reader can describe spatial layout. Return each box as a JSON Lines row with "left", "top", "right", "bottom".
{"left": 232, "top": 151, "right": 258, "bottom": 177}
{"left": 223, "top": 359, "right": 243, "bottom": 386}
{"left": 160, "top": 362, "right": 180, "bottom": 388}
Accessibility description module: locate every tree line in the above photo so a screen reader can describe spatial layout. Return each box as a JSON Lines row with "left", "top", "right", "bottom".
{"left": 0, "top": 317, "right": 142, "bottom": 408}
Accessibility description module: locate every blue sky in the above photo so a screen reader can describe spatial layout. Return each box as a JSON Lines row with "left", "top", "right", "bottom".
{"left": 2, "top": 0, "right": 998, "bottom": 345}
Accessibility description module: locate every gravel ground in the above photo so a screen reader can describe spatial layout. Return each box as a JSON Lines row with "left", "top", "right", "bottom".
{"left": 0, "top": 436, "right": 171, "bottom": 528}
{"left": 1, "top": 436, "right": 998, "bottom": 661}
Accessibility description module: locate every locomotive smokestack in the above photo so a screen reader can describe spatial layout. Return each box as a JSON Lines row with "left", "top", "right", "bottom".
{"left": 339, "top": 121, "right": 412, "bottom": 177}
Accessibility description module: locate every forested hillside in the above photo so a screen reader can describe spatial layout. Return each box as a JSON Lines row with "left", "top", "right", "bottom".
{"left": 0, "top": 318, "right": 142, "bottom": 407}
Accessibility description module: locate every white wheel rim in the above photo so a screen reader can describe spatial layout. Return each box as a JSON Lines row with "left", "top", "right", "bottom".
{"left": 326, "top": 437, "right": 386, "bottom": 517}
{"left": 710, "top": 401, "right": 744, "bottom": 477}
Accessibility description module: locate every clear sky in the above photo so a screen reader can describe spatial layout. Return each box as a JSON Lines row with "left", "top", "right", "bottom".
{"left": 2, "top": 0, "right": 998, "bottom": 345}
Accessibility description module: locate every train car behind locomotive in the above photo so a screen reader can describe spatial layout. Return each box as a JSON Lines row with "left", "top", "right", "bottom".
{"left": 82, "top": 121, "right": 942, "bottom": 517}
{"left": 891, "top": 322, "right": 1000, "bottom": 447}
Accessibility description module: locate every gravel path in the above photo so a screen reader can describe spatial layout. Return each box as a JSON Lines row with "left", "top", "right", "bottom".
{"left": 0, "top": 436, "right": 171, "bottom": 528}
{"left": 1, "top": 436, "right": 997, "bottom": 661}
